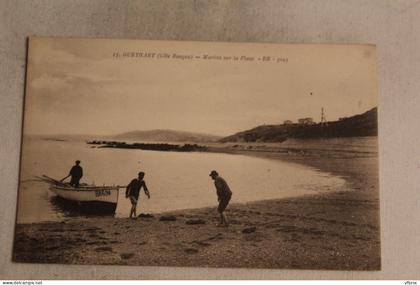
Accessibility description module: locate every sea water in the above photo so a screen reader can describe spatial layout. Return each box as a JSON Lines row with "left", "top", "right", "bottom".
{"left": 16, "top": 137, "right": 347, "bottom": 223}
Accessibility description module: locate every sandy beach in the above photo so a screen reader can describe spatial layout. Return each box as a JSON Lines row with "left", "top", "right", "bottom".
{"left": 13, "top": 145, "right": 380, "bottom": 270}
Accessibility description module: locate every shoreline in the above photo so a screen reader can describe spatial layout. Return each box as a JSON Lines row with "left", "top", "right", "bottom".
{"left": 13, "top": 144, "right": 380, "bottom": 270}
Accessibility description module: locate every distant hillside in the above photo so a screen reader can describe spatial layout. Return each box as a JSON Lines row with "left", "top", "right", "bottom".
{"left": 220, "top": 107, "right": 378, "bottom": 143}
{"left": 113, "top": 129, "right": 221, "bottom": 143}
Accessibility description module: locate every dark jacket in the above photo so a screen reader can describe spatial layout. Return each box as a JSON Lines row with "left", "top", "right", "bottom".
{"left": 70, "top": 165, "right": 83, "bottom": 179}
{"left": 214, "top": 176, "right": 232, "bottom": 200}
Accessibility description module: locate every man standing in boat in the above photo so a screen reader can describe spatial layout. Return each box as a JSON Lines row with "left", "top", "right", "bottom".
{"left": 126, "top": 171, "right": 150, "bottom": 219}
{"left": 61, "top": 160, "right": 83, "bottom": 187}
{"left": 209, "top": 170, "right": 232, "bottom": 227}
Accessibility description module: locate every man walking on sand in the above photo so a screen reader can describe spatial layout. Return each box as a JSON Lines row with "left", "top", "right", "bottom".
{"left": 126, "top": 171, "right": 150, "bottom": 219}
{"left": 209, "top": 170, "right": 232, "bottom": 227}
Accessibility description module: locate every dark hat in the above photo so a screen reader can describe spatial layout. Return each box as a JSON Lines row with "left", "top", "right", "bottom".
{"left": 138, "top": 171, "right": 145, "bottom": 176}
{"left": 75, "top": 160, "right": 81, "bottom": 164}
{"left": 209, "top": 170, "right": 218, "bottom": 176}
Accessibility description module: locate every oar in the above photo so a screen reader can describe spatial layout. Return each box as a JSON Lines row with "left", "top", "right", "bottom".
{"left": 38, "top": 175, "right": 67, "bottom": 186}
{"left": 34, "top": 175, "right": 54, "bottom": 183}
{"left": 39, "top": 175, "right": 128, "bottom": 189}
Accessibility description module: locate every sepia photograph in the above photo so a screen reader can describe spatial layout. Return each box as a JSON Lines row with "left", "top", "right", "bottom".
{"left": 13, "top": 37, "right": 380, "bottom": 270}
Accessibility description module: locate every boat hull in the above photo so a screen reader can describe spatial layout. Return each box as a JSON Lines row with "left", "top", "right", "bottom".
{"left": 49, "top": 185, "right": 119, "bottom": 214}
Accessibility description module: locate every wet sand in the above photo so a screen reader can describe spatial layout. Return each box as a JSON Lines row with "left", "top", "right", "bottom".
{"left": 13, "top": 146, "right": 380, "bottom": 270}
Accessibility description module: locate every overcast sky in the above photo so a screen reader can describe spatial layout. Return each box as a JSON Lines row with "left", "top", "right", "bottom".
{"left": 24, "top": 38, "right": 378, "bottom": 136}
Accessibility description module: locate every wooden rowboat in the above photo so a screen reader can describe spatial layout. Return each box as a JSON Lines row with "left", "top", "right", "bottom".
{"left": 38, "top": 175, "right": 121, "bottom": 214}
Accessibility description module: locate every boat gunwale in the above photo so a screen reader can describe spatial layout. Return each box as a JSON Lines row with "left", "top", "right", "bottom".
{"left": 50, "top": 185, "right": 120, "bottom": 192}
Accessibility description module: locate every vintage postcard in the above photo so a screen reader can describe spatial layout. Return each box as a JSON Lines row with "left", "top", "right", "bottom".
{"left": 14, "top": 37, "right": 380, "bottom": 270}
